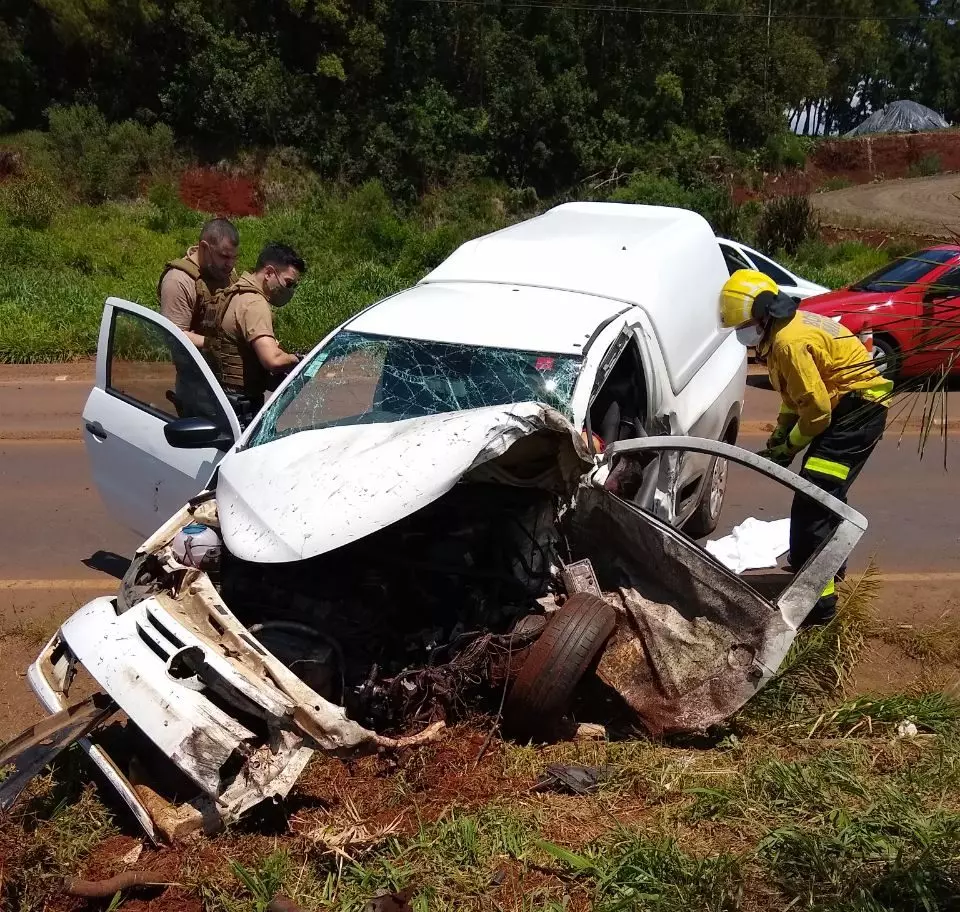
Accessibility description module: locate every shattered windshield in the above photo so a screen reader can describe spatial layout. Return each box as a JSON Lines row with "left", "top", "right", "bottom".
{"left": 247, "top": 331, "right": 583, "bottom": 447}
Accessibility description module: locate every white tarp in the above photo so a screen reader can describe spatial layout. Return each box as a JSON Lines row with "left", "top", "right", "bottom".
{"left": 706, "top": 517, "right": 791, "bottom": 575}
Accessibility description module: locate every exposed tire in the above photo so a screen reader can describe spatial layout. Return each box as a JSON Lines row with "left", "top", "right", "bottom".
{"left": 503, "top": 593, "right": 617, "bottom": 742}
{"left": 871, "top": 334, "right": 900, "bottom": 381}
{"left": 683, "top": 454, "right": 728, "bottom": 539}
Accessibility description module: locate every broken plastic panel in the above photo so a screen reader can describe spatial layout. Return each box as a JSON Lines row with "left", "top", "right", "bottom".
{"left": 246, "top": 331, "right": 583, "bottom": 448}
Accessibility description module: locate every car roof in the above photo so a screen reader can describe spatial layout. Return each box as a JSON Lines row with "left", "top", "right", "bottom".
{"left": 351, "top": 202, "right": 730, "bottom": 387}
{"left": 346, "top": 281, "right": 627, "bottom": 355}
{"left": 423, "top": 202, "right": 719, "bottom": 305}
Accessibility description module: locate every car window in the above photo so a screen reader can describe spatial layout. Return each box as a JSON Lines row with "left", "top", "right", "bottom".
{"left": 926, "top": 266, "right": 960, "bottom": 300}
{"left": 720, "top": 243, "right": 752, "bottom": 276}
{"left": 108, "top": 309, "right": 230, "bottom": 427}
{"left": 749, "top": 251, "right": 794, "bottom": 287}
{"left": 247, "top": 330, "right": 583, "bottom": 448}
{"left": 852, "top": 248, "right": 958, "bottom": 293}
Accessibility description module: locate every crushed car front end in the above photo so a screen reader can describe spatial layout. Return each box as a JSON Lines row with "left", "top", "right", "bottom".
{"left": 23, "top": 411, "right": 867, "bottom": 843}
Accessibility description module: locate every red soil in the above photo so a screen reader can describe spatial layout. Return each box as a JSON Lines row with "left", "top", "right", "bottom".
{"left": 178, "top": 168, "right": 263, "bottom": 217}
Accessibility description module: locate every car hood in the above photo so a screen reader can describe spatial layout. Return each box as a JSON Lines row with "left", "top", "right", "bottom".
{"left": 801, "top": 289, "right": 894, "bottom": 314}
{"left": 216, "top": 403, "right": 590, "bottom": 563}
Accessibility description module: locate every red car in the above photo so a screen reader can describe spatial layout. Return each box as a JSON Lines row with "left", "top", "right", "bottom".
{"left": 800, "top": 244, "right": 960, "bottom": 378}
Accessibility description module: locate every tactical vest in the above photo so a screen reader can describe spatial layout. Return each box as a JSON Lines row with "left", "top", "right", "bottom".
{"left": 204, "top": 278, "right": 269, "bottom": 400}
{"left": 157, "top": 257, "right": 216, "bottom": 334}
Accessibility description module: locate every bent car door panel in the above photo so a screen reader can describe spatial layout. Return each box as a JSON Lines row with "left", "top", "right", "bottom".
{"left": 82, "top": 298, "right": 241, "bottom": 538}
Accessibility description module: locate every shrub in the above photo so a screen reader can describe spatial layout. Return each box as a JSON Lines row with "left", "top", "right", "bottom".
{"left": 908, "top": 153, "right": 942, "bottom": 178}
{"left": 0, "top": 172, "right": 58, "bottom": 229}
{"left": 607, "top": 172, "right": 735, "bottom": 233}
{"left": 762, "top": 133, "right": 811, "bottom": 171}
{"left": 259, "top": 147, "right": 323, "bottom": 211}
{"left": 45, "top": 104, "right": 177, "bottom": 202}
{"left": 756, "top": 194, "right": 818, "bottom": 255}
{"left": 610, "top": 172, "right": 694, "bottom": 209}
{"left": 145, "top": 181, "right": 202, "bottom": 233}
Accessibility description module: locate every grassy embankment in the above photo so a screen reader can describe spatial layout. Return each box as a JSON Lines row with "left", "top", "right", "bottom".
{"left": 2, "top": 572, "right": 959, "bottom": 911}
{"left": 0, "top": 176, "right": 900, "bottom": 364}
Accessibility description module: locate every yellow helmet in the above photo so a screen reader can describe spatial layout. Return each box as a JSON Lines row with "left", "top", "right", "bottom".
{"left": 719, "top": 269, "right": 779, "bottom": 329}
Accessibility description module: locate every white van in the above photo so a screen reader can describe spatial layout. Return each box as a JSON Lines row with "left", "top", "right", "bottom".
{"left": 81, "top": 202, "right": 746, "bottom": 542}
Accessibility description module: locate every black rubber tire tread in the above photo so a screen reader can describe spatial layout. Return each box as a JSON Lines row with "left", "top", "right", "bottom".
{"left": 504, "top": 593, "right": 617, "bottom": 742}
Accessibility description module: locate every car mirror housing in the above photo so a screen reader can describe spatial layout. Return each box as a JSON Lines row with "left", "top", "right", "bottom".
{"left": 163, "top": 417, "right": 234, "bottom": 451}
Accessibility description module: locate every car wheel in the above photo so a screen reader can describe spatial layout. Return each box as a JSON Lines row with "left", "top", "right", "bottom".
{"left": 503, "top": 593, "right": 617, "bottom": 742}
{"left": 683, "top": 455, "right": 728, "bottom": 539}
{"left": 871, "top": 334, "right": 900, "bottom": 381}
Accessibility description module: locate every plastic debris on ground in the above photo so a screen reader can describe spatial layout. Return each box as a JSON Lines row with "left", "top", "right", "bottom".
{"left": 705, "top": 517, "right": 791, "bottom": 574}
{"left": 532, "top": 763, "right": 609, "bottom": 795}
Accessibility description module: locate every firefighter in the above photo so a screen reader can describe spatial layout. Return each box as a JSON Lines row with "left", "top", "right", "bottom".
{"left": 719, "top": 269, "right": 893, "bottom": 624}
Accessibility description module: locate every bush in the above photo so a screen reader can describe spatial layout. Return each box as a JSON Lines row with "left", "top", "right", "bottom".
{"left": 908, "top": 153, "right": 942, "bottom": 178}
{"left": 761, "top": 133, "right": 811, "bottom": 171}
{"left": 45, "top": 104, "right": 176, "bottom": 202}
{"left": 0, "top": 172, "right": 58, "bottom": 229}
{"left": 756, "top": 194, "right": 818, "bottom": 255}
{"left": 145, "top": 181, "right": 202, "bottom": 233}
{"left": 607, "top": 172, "right": 735, "bottom": 233}
{"left": 258, "top": 147, "right": 323, "bottom": 211}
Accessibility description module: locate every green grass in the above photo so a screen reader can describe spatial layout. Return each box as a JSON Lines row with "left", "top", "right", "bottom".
{"left": 0, "top": 180, "right": 525, "bottom": 362}
{"left": 908, "top": 153, "right": 943, "bottom": 179}
{"left": 784, "top": 238, "right": 896, "bottom": 291}
{"left": 7, "top": 581, "right": 960, "bottom": 911}
{"left": 0, "top": 752, "right": 118, "bottom": 912}
{"left": 0, "top": 174, "right": 909, "bottom": 362}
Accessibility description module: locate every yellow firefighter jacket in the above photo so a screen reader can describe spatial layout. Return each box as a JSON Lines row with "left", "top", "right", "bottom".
{"left": 759, "top": 311, "right": 892, "bottom": 442}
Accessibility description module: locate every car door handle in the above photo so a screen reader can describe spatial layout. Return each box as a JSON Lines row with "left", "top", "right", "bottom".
{"left": 85, "top": 420, "right": 108, "bottom": 440}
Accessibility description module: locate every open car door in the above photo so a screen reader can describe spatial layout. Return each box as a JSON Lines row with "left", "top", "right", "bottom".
{"left": 82, "top": 298, "right": 242, "bottom": 538}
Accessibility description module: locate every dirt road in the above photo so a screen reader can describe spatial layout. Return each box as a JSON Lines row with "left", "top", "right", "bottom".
{"left": 0, "top": 365, "right": 958, "bottom": 738}
{"left": 811, "top": 172, "right": 960, "bottom": 237}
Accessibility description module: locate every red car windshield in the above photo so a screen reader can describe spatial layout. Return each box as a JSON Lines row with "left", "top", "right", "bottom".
{"left": 851, "top": 248, "right": 957, "bottom": 293}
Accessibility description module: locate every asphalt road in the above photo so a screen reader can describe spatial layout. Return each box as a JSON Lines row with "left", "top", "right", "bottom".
{"left": 0, "top": 363, "right": 958, "bottom": 738}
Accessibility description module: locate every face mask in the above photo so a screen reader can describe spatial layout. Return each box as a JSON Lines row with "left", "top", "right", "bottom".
{"left": 735, "top": 324, "right": 762, "bottom": 348}
{"left": 272, "top": 284, "right": 295, "bottom": 308}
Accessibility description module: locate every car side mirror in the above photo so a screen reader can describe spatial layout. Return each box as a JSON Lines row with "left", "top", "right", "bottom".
{"left": 164, "top": 417, "right": 234, "bottom": 451}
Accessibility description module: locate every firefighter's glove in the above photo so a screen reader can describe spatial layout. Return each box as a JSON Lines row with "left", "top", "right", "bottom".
{"left": 759, "top": 441, "right": 802, "bottom": 467}
{"left": 765, "top": 409, "right": 798, "bottom": 450}
{"left": 765, "top": 424, "right": 790, "bottom": 449}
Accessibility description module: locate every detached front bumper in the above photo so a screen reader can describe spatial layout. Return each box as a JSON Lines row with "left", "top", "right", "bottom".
{"left": 28, "top": 595, "right": 315, "bottom": 841}
{"left": 26, "top": 579, "right": 445, "bottom": 842}
{"left": 30, "top": 598, "right": 163, "bottom": 841}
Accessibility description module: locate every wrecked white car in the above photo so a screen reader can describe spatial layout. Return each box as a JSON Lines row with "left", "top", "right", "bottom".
{"left": 6, "top": 204, "right": 867, "bottom": 842}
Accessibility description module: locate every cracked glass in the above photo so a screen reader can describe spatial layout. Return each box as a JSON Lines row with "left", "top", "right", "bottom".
{"left": 247, "top": 330, "right": 583, "bottom": 448}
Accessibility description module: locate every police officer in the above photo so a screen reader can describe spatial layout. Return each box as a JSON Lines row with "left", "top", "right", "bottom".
{"left": 158, "top": 218, "right": 240, "bottom": 349}
{"left": 720, "top": 269, "right": 893, "bottom": 624}
{"left": 204, "top": 242, "right": 305, "bottom": 418}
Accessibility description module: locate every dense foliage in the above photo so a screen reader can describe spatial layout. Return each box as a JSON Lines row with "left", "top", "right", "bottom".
{"left": 2, "top": 1, "right": 958, "bottom": 197}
